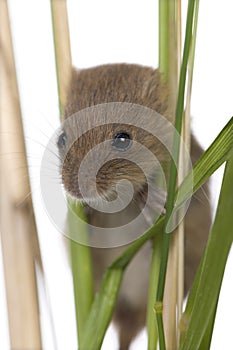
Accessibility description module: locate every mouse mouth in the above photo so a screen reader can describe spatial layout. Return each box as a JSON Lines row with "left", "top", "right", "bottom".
{"left": 72, "top": 183, "right": 125, "bottom": 204}
{"left": 64, "top": 182, "right": 99, "bottom": 203}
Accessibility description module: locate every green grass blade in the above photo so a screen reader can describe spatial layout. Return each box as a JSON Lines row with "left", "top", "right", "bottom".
{"left": 156, "top": 1, "right": 197, "bottom": 347}
{"left": 79, "top": 218, "right": 165, "bottom": 350}
{"left": 68, "top": 200, "right": 94, "bottom": 344}
{"left": 157, "top": 0, "right": 196, "bottom": 297}
{"left": 175, "top": 117, "right": 233, "bottom": 210}
{"left": 150, "top": 0, "right": 170, "bottom": 346}
{"left": 199, "top": 302, "right": 218, "bottom": 350}
{"left": 146, "top": 233, "right": 163, "bottom": 350}
{"left": 79, "top": 268, "right": 123, "bottom": 350}
{"left": 179, "top": 246, "right": 218, "bottom": 350}
{"left": 159, "top": 0, "right": 169, "bottom": 80}
{"left": 179, "top": 151, "right": 233, "bottom": 349}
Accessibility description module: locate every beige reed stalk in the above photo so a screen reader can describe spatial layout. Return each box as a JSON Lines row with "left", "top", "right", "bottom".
{"left": 163, "top": 1, "right": 194, "bottom": 347}
{"left": 50, "top": 0, "right": 72, "bottom": 111}
{"left": 163, "top": 1, "right": 184, "bottom": 349}
{"left": 0, "top": 1, "right": 42, "bottom": 348}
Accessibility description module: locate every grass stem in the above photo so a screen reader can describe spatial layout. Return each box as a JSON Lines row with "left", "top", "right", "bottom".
{"left": 156, "top": 1, "right": 198, "bottom": 348}
{"left": 50, "top": 2, "right": 94, "bottom": 344}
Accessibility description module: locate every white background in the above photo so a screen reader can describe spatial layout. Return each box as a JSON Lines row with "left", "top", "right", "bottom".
{"left": 1, "top": 0, "right": 233, "bottom": 349}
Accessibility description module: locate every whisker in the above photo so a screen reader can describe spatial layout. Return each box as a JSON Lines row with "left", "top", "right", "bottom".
{"left": 22, "top": 110, "right": 60, "bottom": 138}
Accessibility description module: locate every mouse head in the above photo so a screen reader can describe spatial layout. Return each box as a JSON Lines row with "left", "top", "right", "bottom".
{"left": 57, "top": 102, "right": 170, "bottom": 205}
{"left": 57, "top": 64, "right": 171, "bottom": 205}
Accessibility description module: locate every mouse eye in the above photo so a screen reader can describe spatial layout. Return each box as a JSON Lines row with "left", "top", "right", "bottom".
{"left": 111, "top": 131, "right": 132, "bottom": 151}
{"left": 57, "top": 131, "right": 67, "bottom": 148}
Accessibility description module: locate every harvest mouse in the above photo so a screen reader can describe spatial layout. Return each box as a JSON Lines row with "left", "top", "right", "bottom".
{"left": 57, "top": 64, "right": 211, "bottom": 349}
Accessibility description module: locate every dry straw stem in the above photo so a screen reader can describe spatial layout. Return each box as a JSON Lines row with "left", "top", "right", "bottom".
{"left": 50, "top": 0, "right": 72, "bottom": 113}
{"left": 178, "top": 1, "right": 199, "bottom": 342}
{"left": 156, "top": 1, "right": 199, "bottom": 348}
{"left": 50, "top": 0, "right": 94, "bottom": 344}
{"left": 0, "top": 1, "right": 42, "bottom": 348}
{"left": 159, "top": 1, "right": 183, "bottom": 348}
{"left": 159, "top": 1, "right": 200, "bottom": 348}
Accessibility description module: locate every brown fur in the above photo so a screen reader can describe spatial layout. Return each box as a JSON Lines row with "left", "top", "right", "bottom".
{"left": 59, "top": 64, "right": 211, "bottom": 349}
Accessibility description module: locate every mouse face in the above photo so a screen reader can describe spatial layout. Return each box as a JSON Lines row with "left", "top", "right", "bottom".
{"left": 57, "top": 118, "right": 168, "bottom": 203}
{"left": 57, "top": 64, "right": 170, "bottom": 205}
